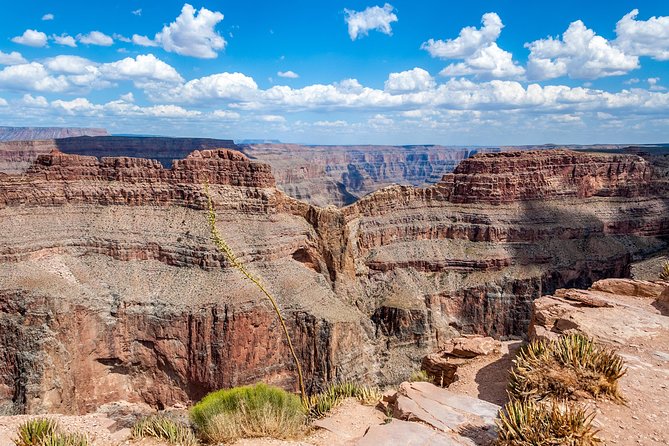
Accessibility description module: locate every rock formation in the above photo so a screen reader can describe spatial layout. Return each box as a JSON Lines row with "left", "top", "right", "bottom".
{"left": 0, "top": 127, "right": 108, "bottom": 141}
{"left": 0, "top": 148, "right": 667, "bottom": 415}
{"left": 529, "top": 278, "right": 669, "bottom": 444}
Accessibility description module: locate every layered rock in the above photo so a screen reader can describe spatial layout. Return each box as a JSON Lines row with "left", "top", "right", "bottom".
{"left": 0, "top": 127, "right": 108, "bottom": 142}
{"left": 0, "top": 148, "right": 667, "bottom": 414}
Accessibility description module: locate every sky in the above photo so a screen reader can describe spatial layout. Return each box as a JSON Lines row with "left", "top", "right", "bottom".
{"left": 1, "top": 1, "right": 669, "bottom": 145}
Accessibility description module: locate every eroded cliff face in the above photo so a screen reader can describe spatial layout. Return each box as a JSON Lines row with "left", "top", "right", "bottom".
{"left": 0, "top": 148, "right": 667, "bottom": 414}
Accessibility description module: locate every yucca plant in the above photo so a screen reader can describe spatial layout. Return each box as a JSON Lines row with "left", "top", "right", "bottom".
{"left": 131, "top": 415, "right": 198, "bottom": 446}
{"left": 496, "top": 399, "right": 600, "bottom": 445}
{"left": 203, "top": 183, "right": 307, "bottom": 405}
{"left": 14, "top": 418, "right": 59, "bottom": 446}
{"left": 509, "top": 333, "right": 626, "bottom": 402}
{"left": 36, "top": 433, "right": 89, "bottom": 446}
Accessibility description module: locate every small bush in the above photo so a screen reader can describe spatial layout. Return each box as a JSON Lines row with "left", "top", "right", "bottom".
{"left": 409, "top": 370, "right": 431, "bottom": 383}
{"left": 14, "top": 418, "right": 59, "bottom": 446}
{"left": 306, "top": 381, "right": 382, "bottom": 419}
{"left": 509, "top": 333, "right": 626, "bottom": 402}
{"left": 131, "top": 415, "right": 198, "bottom": 446}
{"left": 660, "top": 260, "right": 669, "bottom": 281}
{"left": 14, "top": 419, "right": 89, "bottom": 446}
{"left": 190, "top": 383, "right": 306, "bottom": 443}
{"left": 496, "top": 400, "right": 600, "bottom": 446}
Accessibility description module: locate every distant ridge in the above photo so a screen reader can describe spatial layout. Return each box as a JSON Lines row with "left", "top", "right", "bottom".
{"left": 0, "top": 126, "right": 109, "bottom": 141}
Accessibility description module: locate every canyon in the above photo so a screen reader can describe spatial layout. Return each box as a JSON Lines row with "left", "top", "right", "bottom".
{"left": 0, "top": 144, "right": 668, "bottom": 416}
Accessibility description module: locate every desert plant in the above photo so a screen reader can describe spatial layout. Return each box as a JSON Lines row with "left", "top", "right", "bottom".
{"left": 36, "top": 433, "right": 89, "bottom": 446}
{"left": 14, "top": 418, "right": 59, "bottom": 446}
{"left": 509, "top": 333, "right": 626, "bottom": 403}
{"left": 131, "top": 415, "right": 198, "bottom": 446}
{"left": 190, "top": 383, "right": 306, "bottom": 443}
{"left": 660, "top": 260, "right": 669, "bottom": 281}
{"left": 496, "top": 399, "right": 600, "bottom": 446}
{"left": 409, "top": 369, "right": 431, "bottom": 383}
{"left": 203, "top": 183, "right": 306, "bottom": 405}
{"left": 305, "top": 381, "right": 382, "bottom": 419}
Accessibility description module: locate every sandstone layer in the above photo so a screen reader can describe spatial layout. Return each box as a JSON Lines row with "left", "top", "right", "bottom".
{"left": 0, "top": 127, "right": 108, "bottom": 142}
{"left": 529, "top": 278, "right": 669, "bottom": 445}
{"left": 0, "top": 148, "right": 667, "bottom": 415}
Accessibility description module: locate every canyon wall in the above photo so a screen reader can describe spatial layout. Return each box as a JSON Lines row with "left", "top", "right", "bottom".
{"left": 0, "top": 127, "right": 108, "bottom": 141}
{"left": 0, "top": 148, "right": 667, "bottom": 414}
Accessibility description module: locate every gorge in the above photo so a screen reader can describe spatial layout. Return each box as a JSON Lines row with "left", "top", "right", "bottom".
{"left": 0, "top": 144, "right": 667, "bottom": 416}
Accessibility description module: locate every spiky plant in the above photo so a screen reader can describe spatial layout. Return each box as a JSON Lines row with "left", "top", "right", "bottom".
{"left": 203, "top": 183, "right": 307, "bottom": 405}
{"left": 131, "top": 415, "right": 198, "bottom": 446}
{"left": 36, "top": 433, "right": 89, "bottom": 446}
{"left": 305, "top": 381, "right": 382, "bottom": 419}
{"left": 509, "top": 333, "right": 626, "bottom": 403}
{"left": 14, "top": 418, "right": 59, "bottom": 446}
{"left": 409, "top": 369, "right": 431, "bottom": 383}
{"left": 660, "top": 260, "right": 669, "bottom": 281}
{"left": 496, "top": 400, "right": 600, "bottom": 446}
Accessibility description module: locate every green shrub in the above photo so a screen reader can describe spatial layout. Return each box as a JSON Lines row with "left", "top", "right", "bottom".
{"left": 496, "top": 399, "right": 600, "bottom": 445}
{"left": 409, "top": 370, "right": 431, "bottom": 383}
{"left": 14, "top": 418, "right": 59, "bottom": 446}
{"left": 190, "top": 383, "right": 306, "bottom": 443}
{"left": 131, "top": 415, "right": 198, "bottom": 446}
{"left": 306, "top": 381, "right": 382, "bottom": 419}
{"left": 509, "top": 333, "right": 625, "bottom": 402}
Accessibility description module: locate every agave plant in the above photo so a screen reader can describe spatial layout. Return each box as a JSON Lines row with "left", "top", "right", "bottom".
{"left": 496, "top": 399, "right": 600, "bottom": 445}
{"left": 509, "top": 333, "right": 626, "bottom": 402}
{"left": 660, "top": 260, "right": 669, "bottom": 281}
{"left": 14, "top": 418, "right": 59, "bottom": 446}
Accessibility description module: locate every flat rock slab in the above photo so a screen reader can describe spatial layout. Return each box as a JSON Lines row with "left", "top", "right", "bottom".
{"left": 389, "top": 381, "right": 499, "bottom": 444}
{"left": 356, "top": 420, "right": 472, "bottom": 446}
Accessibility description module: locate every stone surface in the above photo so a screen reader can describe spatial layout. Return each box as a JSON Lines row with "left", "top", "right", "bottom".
{"left": 388, "top": 381, "right": 498, "bottom": 444}
{"left": 439, "top": 336, "right": 502, "bottom": 358}
{"left": 0, "top": 126, "right": 108, "bottom": 142}
{"left": 356, "top": 420, "right": 469, "bottom": 446}
{"left": 0, "top": 148, "right": 668, "bottom": 414}
{"left": 528, "top": 278, "right": 669, "bottom": 445}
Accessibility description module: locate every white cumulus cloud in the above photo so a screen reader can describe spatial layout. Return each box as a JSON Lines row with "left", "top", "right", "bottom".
{"left": 0, "top": 50, "right": 27, "bottom": 65}
{"left": 77, "top": 31, "right": 114, "bottom": 46}
{"left": 132, "top": 34, "right": 158, "bottom": 47}
{"left": 385, "top": 67, "right": 435, "bottom": 92}
{"left": 148, "top": 3, "right": 226, "bottom": 58}
{"left": 615, "top": 9, "right": 669, "bottom": 61}
{"left": 44, "top": 55, "right": 97, "bottom": 74}
{"left": 52, "top": 34, "right": 77, "bottom": 47}
{"left": 0, "top": 63, "right": 70, "bottom": 92}
{"left": 345, "top": 3, "right": 398, "bottom": 40}
{"left": 0, "top": 98, "right": 7, "bottom": 106}
{"left": 42, "top": 13, "right": 54, "bottom": 21}
{"left": 526, "top": 20, "right": 639, "bottom": 80}
{"left": 11, "top": 29, "right": 48, "bottom": 47}
{"left": 278, "top": 70, "right": 299, "bottom": 79}
{"left": 422, "top": 13, "right": 524, "bottom": 79}
{"left": 213, "top": 110, "right": 241, "bottom": 120}
{"left": 100, "top": 54, "right": 184, "bottom": 84}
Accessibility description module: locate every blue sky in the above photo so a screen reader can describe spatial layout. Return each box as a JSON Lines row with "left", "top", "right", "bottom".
{"left": 1, "top": 1, "right": 669, "bottom": 145}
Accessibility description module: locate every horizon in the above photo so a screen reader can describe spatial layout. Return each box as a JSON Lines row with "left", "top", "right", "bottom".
{"left": 1, "top": 1, "right": 669, "bottom": 145}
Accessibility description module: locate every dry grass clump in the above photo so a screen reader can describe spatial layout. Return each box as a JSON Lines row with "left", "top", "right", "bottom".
{"left": 190, "top": 383, "right": 306, "bottom": 443}
{"left": 131, "top": 415, "right": 198, "bottom": 445}
{"left": 660, "top": 260, "right": 669, "bottom": 281}
{"left": 496, "top": 400, "right": 600, "bottom": 446}
{"left": 409, "top": 369, "right": 431, "bottom": 383}
{"left": 306, "top": 381, "right": 382, "bottom": 419}
{"left": 14, "top": 418, "right": 89, "bottom": 446}
{"left": 509, "top": 333, "right": 626, "bottom": 402}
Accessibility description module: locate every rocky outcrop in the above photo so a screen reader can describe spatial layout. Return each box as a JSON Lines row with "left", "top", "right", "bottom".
{"left": 0, "top": 127, "right": 108, "bottom": 142}
{"left": 528, "top": 278, "right": 669, "bottom": 444}
{"left": 0, "top": 148, "right": 667, "bottom": 414}
{"left": 242, "top": 144, "right": 500, "bottom": 206}
{"left": 421, "top": 336, "right": 502, "bottom": 386}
